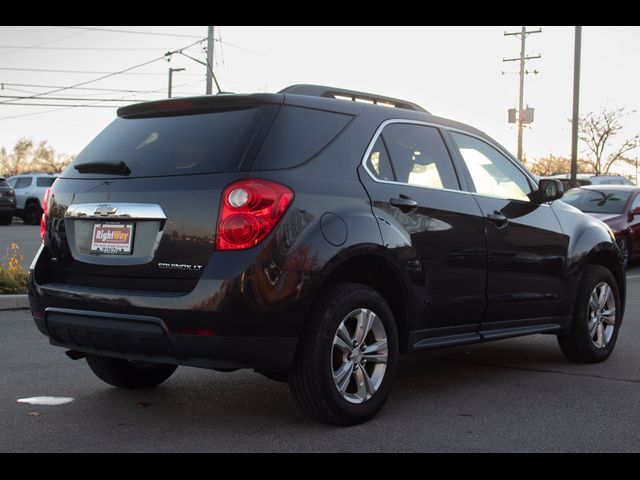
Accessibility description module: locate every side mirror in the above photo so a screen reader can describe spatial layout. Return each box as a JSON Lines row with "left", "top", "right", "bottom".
{"left": 537, "top": 179, "right": 564, "bottom": 203}
{"left": 632, "top": 206, "right": 640, "bottom": 216}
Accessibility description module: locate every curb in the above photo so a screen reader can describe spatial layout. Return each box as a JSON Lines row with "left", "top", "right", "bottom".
{"left": 0, "top": 294, "right": 29, "bottom": 311}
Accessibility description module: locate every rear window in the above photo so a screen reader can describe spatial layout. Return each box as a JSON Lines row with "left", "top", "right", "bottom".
{"left": 63, "top": 106, "right": 273, "bottom": 178}
{"left": 36, "top": 177, "right": 56, "bottom": 187}
{"left": 251, "top": 106, "right": 352, "bottom": 170}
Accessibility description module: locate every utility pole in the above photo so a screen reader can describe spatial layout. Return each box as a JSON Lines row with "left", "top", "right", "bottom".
{"left": 206, "top": 26, "right": 214, "bottom": 95}
{"left": 503, "top": 27, "right": 541, "bottom": 162}
{"left": 570, "top": 26, "right": 582, "bottom": 188}
{"left": 168, "top": 67, "right": 185, "bottom": 98}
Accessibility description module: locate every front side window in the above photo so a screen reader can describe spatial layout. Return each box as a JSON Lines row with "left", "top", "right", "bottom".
{"left": 376, "top": 123, "right": 459, "bottom": 190}
{"left": 631, "top": 193, "right": 640, "bottom": 212}
{"left": 450, "top": 132, "right": 532, "bottom": 202}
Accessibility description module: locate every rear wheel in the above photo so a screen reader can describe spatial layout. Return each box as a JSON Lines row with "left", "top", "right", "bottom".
{"left": 22, "top": 202, "right": 41, "bottom": 225}
{"left": 86, "top": 355, "right": 177, "bottom": 389}
{"left": 557, "top": 265, "right": 621, "bottom": 363}
{"left": 289, "top": 282, "right": 398, "bottom": 425}
{"left": 0, "top": 215, "right": 12, "bottom": 226}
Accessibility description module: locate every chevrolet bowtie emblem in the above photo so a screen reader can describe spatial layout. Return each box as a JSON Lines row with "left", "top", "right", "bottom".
{"left": 94, "top": 204, "right": 118, "bottom": 216}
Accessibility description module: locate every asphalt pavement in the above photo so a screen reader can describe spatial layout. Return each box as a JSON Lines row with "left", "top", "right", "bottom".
{"left": 1, "top": 264, "right": 640, "bottom": 452}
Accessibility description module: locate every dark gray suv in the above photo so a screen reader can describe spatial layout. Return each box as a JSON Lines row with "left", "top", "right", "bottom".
{"left": 30, "top": 85, "right": 625, "bottom": 425}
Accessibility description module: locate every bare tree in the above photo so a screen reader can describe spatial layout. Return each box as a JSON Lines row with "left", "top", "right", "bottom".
{"left": 0, "top": 137, "right": 73, "bottom": 176}
{"left": 33, "top": 140, "right": 72, "bottom": 173}
{"left": 530, "top": 154, "right": 592, "bottom": 176}
{"left": 577, "top": 106, "right": 639, "bottom": 175}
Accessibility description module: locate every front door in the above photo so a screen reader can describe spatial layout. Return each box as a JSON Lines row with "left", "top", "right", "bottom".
{"left": 447, "top": 131, "right": 569, "bottom": 333}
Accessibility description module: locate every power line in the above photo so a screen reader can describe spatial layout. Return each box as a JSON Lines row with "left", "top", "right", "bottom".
{"left": 0, "top": 45, "right": 174, "bottom": 51}
{"left": 0, "top": 30, "right": 86, "bottom": 57}
{"left": 0, "top": 95, "right": 153, "bottom": 103}
{"left": 0, "top": 66, "right": 199, "bottom": 76}
{"left": 0, "top": 38, "right": 205, "bottom": 106}
{"left": 0, "top": 102, "right": 119, "bottom": 108}
{"left": 52, "top": 26, "right": 203, "bottom": 39}
{"left": 0, "top": 82, "right": 177, "bottom": 94}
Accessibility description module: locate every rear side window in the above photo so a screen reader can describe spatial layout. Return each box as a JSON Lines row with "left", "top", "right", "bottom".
{"left": 366, "top": 137, "right": 395, "bottom": 181}
{"left": 63, "top": 106, "right": 273, "bottom": 178}
{"left": 379, "top": 124, "right": 459, "bottom": 190}
{"left": 251, "top": 106, "right": 352, "bottom": 170}
{"left": 36, "top": 177, "right": 55, "bottom": 187}
{"left": 14, "top": 177, "right": 32, "bottom": 188}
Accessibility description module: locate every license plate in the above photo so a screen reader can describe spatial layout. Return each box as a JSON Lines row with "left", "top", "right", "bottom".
{"left": 90, "top": 223, "right": 134, "bottom": 255}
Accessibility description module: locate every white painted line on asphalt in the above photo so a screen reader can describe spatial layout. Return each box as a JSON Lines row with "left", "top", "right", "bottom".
{"left": 17, "top": 397, "right": 74, "bottom": 406}
{"left": 626, "top": 275, "right": 640, "bottom": 280}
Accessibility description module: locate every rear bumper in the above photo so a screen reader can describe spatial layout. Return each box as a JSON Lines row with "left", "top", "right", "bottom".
{"left": 29, "top": 244, "right": 323, "bottom": 372}
{"left": 34, "top": 307, "right": 297, "bottom": 371}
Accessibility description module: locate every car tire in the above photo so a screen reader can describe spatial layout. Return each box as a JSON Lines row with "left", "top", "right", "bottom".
{"left": 289, "top": 282, "right": 399, "bottom": 425}
{"left": 0, "top": 215, "right": 12, "bottom": 226}
{"left": 22, "top": 202, "right": 42, "bottom": 225}
{"left": 557, "top": 265, "right": 621, "bottom": 363}
{"left": 86, "top": 355, "right": 178, "bottom": 389}
{"left": 617, "top": 237, "right": 631, "bottom": 269}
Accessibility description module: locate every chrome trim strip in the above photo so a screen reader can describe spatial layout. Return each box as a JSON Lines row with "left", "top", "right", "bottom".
{"left": 360, "top": 118, "right": 548, "bottom": 206}
{"left": 64, "top": 203, "right": 167, "bottom": 220}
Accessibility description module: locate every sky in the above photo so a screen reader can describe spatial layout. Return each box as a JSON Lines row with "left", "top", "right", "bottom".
{"left": 1, "top": 26, "right": 639, "bottom": 174}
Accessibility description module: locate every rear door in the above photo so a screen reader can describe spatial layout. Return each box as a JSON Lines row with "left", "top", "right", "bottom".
{"left": 358, "top": 121, "right": 487, "bottom": 345}
{"left": 11, "top": 176, "right": 32, "bottom": 209}
{"left": 447, "top": 130, "right": 569, "bottom": 333}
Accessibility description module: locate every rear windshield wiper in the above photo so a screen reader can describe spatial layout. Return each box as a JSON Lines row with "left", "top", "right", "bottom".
{"left": 74, "top": 160, "right": 131, "bottom": 175}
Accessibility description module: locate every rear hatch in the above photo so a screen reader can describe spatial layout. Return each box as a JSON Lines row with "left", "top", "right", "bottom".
{"left": 44, "top": 95, "right": 281, "bottom": 293}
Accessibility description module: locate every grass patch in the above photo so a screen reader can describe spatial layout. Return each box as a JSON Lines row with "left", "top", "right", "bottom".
{"left": 0, "top": 242, "right": 28, "bottom": 294}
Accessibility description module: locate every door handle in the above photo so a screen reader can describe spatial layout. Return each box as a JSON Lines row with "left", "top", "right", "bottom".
{"left": 390, "top": 195, "right": 418, "bottom": 213}
{"left": 487, "top": 211, "right": 509, "bottom": 228}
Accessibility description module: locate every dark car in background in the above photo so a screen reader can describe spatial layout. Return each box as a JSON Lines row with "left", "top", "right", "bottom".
{"left": 562, "top": 185, "right": 640, "bottom": 268}
{"left": 29, "top": 85, "right": 626, "bottom": 425}
{"left": 0, "top": 177, "right": 16, "bottom": 225}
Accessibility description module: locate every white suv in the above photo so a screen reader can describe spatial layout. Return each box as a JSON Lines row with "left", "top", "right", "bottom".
{"left": 6, "top": 173, "right": 57, "bottom": 225}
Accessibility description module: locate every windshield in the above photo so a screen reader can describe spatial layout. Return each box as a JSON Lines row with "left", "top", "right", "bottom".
{"left": 561, "top": 189, "right": 631, "bottom": 214}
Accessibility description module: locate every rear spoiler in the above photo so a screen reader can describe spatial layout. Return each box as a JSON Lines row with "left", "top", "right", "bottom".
{"left": 117, "top": 94, "right": 283, "bottom": 118}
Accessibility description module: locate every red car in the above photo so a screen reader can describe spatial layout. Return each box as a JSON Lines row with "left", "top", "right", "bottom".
{"left": 562, "top": 185, "right": 640, "bottom": 268}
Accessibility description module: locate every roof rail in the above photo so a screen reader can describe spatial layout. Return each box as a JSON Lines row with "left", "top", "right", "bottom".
{"left": 278, "top": 84, "right": 429, "bottom": 113}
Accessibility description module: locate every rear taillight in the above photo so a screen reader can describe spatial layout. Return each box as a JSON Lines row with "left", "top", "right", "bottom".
{"left": 40, "top": 187, "right": 51, "bottom": 242}
{"left": 215, "top": 179, "right": 294, "bottom": 250}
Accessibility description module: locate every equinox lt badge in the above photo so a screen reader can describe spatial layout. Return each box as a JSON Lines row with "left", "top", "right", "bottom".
{"left": 158, "top": 263, "right": 203, "bottom": 272}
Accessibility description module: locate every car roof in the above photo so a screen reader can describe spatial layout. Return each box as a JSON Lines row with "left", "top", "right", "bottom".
{"left": 117, "top": 85, "right": 498, "bottom": 150}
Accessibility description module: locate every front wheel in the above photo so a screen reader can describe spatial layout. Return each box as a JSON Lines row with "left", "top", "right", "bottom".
{"left": 289, "top": 282, "right": 399, "bottom": 426}
{"left": 557, "top": 265, "right": 621, "bottom": 363}
{"left": 86, "top": 355, "right": 177, "bottom": 389}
